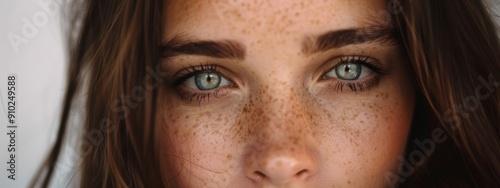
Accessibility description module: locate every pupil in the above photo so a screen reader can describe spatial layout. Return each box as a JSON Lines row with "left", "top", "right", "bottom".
{"left": 335, "top": 63, "right": 360, "bottom": 80}
{"left": 344, "top": 66, "right": 350, "bottom": 73}
{"left": 195, "top": 73, "right": 221, "bottom": 90}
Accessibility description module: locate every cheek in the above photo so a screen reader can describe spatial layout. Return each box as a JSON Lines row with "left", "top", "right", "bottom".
{"left": 157, "top": 95, "right": 243, "bottom": 186}
{"left": 156, "top": 74, "right": 415, "bottom": 186}
{"left": 314, "top": 89, "right": 414, "bottom": 185}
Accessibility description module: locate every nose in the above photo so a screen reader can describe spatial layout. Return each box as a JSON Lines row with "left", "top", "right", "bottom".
{"left": 242, "top": 90, "right": 319, "bottom": 185}
{"left": 247, "top": 153, "right": 318, "bottom": 185}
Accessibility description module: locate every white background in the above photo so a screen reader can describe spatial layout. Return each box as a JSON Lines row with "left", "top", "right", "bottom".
{"left": 1, "top": 0, "right": 65, "bottom": 187}
{"left": 0, "top": 0, "right": 499, "bottom": 187}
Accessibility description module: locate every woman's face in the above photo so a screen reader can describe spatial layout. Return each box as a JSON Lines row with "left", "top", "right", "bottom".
{"left": 157, "top": 0, "right": 415, "bottom": 187}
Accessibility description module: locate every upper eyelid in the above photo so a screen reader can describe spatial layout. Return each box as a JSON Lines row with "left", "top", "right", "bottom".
{"left": 171, "top": 64, "right": 238, "bottom": 87}
{"left": 321, "top": 55, "right": 377, "bottom": 71}
{"left": 331, "top": 56, "right": 371, "bottom": 68}
{"left": 317, "top": 55, "right": 388, "bottom": 81}
{"left": 171, "top": 64, "right": 219, "bottom": 82}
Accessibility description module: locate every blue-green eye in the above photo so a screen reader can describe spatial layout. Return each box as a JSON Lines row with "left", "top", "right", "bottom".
{"left": 325, "top": 62, "right": 373, "bottom": 80}
{"left": 185, "top": 72, "right": 232, "bottom": 90}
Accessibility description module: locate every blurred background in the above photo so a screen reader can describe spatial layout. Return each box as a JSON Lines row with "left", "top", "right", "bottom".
{"left": 0, "top": 0, "right": 499, "bottom": 187}
{"left": 1, "top": 0, "right": 65, "bottom": 187}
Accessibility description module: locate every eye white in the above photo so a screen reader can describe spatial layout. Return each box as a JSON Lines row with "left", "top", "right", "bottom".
{"left": 185, "top": 72, "right": 232, "bottom": 90}
{"left": 325, "top": 63, "right": 373, "bottom": 80}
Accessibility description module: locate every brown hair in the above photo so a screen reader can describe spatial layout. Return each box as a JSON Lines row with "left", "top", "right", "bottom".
{"left": 395, "top": 0, "right": 500, "bottom": 187}
{"left": 32, "top": 0, "right": 500, "bottom": 187}
{"left": 31, "top": 0, "right": 169, "bottom": 187}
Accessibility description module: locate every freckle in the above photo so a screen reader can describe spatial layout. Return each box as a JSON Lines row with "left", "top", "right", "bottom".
{"left": 383, "top": 93, "right": 389, "bottom": 100}
{"left": 353, "top": 112, "right": 359, "bottom": 119}
{"left": 216, "top": 117, "right": 222, "bottom": 121}
{"left": 348, "top": 180, "right": 351, "bottom": 184}
{"left": 255, "top": 20, "right": 261, "bottom": 27}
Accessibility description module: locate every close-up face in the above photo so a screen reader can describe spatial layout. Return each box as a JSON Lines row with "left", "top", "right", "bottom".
{"left": 157, "top": 0, "right": 415, "bottom": 187}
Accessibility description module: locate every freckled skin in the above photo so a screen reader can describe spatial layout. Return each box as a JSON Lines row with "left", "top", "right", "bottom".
{"left": 158, "top": 0, "right": 415, "bottom": 187}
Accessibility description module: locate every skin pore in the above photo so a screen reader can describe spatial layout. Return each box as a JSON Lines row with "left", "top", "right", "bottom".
{"left": 157, "top": 0, "right": 415, "bottom": 187}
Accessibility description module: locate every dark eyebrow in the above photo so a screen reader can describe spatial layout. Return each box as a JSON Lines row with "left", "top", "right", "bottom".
{"left": 160, "top": 37, "right": 246, "bottom": 60}
{"left": 302, "top": 25, "right": 398, "bottom": 55}
{"left": 161, "top": 26, "right": 396, "bottom": 60}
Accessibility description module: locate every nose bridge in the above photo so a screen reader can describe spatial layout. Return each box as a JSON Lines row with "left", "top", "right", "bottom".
{"left": 242, "top": 83, "right": 319, "bottom": 185}
{"left": 255, "top": 82, "right": 308, "bottom": 128}
{"left": 248, "top": 81, "right": 314, "bottom": 142}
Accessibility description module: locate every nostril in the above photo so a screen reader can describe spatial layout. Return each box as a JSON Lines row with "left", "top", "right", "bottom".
{"left": 254, "top": 171, "right": 266, "bottom": 178}
{"left": 251, "top": 171, "right": 266, "bottom": 182}
{"left": 250, "top": 168, "right": 312, "bottom": 183}
{"left": 295, "top": 169, "right": 309, "bottom": 180}
{"left": 244, "top": 151, "right": 319, "bottom": 184}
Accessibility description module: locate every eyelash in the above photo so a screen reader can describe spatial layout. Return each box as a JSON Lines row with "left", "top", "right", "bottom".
{"left": 322, "top": 56, "right": 387, "bottom": 93}
{"left": 172, "top": 64, "right": 232, "bottom": 103}
{"left": 171, "top": 56, "right": 387, "bottom": 103}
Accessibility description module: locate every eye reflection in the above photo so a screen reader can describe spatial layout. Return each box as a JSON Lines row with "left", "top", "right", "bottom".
{"left": 325, "top": 62, "right": 374, "bottom": 80}
{"left": 185, "top": 72, "right": 232, "bottom": 90}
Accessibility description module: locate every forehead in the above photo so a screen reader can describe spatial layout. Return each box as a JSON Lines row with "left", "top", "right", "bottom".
{"left": 163, "top": 0, "right": 388, "bottom": 40}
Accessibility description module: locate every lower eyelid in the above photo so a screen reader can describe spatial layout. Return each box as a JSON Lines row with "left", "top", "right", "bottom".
{"left": 176, "top": 80, "right": 238, "bottom": 103}
{"left": 318, "top": 66, "right": 382, "bottom": 91}
{"left": 177, "top": 85, "right": 229, "bottom": 102}
{"left": 328, "top": 74, "right": 382, "bottom": 92}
